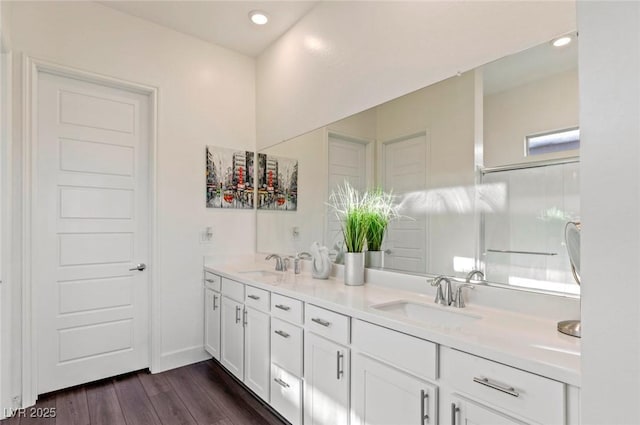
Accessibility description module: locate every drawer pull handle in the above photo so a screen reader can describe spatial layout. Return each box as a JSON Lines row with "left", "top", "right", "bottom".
{"left": 473, "top": 377, "right": 520, "bottom": 397}
{"left": 421, "top": 390, "right": 429, "bottom": 424}
{"left": 275, "top": 304, "right": 291, "bottom": 311}
{"left": 274, "top": 378, "right": 290, "bottom": 388}
{"left": 247, "top": 294, "right": 260, "bottom": 300}
{"left": 451, "top": 403, "right": 459, "bottom": 425}
{"left": 235, "top": 306, "right": 241, "bottom": 324}
{"left": 336, "top": 351, "right": 344, "bottom": 380}
{"left": 212, "top": 294, "right": 218, "bottom": 311}
{"left": 312, "top": 317, "right": 331, "bottom": 327}
{"left": 205, "top": 278, "right": 216, "bottom": 283}
{"left": 275, "top": 330, "right": 290, "bottom": 338}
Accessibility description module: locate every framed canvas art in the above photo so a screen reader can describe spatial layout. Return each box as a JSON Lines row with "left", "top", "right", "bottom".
{"left": 206, "top": 146, "right": 254, "bottom": 209}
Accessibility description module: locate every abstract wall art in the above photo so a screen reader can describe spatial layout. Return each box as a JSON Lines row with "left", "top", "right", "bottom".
{"left": 206, "top": 146, "right": 254, "bottom": 209}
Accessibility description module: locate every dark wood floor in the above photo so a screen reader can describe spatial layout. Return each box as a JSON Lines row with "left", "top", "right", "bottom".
{"left": 1, "top": 360, "right": 285, "bottom": 425}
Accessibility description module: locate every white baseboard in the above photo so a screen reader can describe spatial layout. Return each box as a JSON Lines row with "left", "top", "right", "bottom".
{"left": 158, "top": 345, "right": 210, "bottom": 373}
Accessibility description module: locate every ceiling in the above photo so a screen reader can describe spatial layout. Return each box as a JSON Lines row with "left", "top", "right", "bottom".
{"left": 100, "top": 1, "right": 319, "bottom": 57}
{"left": 483, "top": 34, "right": 578, "bottom": 95}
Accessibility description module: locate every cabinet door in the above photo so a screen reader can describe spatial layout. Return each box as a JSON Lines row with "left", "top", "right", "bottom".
{"left": 221, "top": 296, "right": 244, "bottom": 380}
{"left": 352, "top": 353, "right": 437, "bottom": 425}
{"left": 204, "top": 289, "right": 221, "bottom": 360}
{"left": 304, "top": 332, "right": 350, "bottom": 425}
{"left": 244, "top": 306, "right": 270, "bottom": 401}
{"left": 449, "top": 396, "right": 528, "bottom": 425}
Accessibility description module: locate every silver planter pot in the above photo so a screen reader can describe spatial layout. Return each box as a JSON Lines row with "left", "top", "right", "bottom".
{"left": 344, "top": 252, "right": 365, "bottom": 286}
{"left": 365, "top": 250, "right": 384, "bottom": 268}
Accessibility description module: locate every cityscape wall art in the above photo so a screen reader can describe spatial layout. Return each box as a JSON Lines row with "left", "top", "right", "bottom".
{"left": 257, "top": 153, "right": 298, "bottom": 211}
{"left": 206, "top": 146, "right": 254, "bottom": 209}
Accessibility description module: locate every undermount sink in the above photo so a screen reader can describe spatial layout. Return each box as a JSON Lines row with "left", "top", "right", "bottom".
{"left": 370, "top": 300, "right": 481, "bottom": 327}
{"left": 237, "top": 270, "right": 281, "bottom": 278}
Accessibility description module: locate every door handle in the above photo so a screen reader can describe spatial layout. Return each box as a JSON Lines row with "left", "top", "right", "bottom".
{"left": 212, "top": 295, "right": 218, "bottom": 311}
{"left": 129, "top": 263, "right": 147, "bottom": 272}
{"left": 235, "top": 306, "right": 241, "bottom": 324}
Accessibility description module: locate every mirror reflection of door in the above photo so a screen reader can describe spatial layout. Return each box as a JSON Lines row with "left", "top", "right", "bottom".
{"left": 326, "top": 134, "right": 370, "bottom": 253}
{"left": 381, "top": 132, "right": 429, "bottom": 273}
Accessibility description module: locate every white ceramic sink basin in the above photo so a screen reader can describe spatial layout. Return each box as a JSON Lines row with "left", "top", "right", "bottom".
{"left": 237, "top": 270, "right": 281, "bottom": 278}
{"left": 370, "top": 300, "right": 481, "bottom": 327}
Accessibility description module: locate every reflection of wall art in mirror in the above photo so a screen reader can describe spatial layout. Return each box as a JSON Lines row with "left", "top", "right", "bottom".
{"left": 257, "top": 153, "right": 298, "bottom": 211}
{"left": 206, "top": 146, "right": 254, "bottom": 209}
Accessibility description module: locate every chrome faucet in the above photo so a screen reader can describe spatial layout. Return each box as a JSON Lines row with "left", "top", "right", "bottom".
{"left": 431, "top": 276, "right": 453, "bottom": 306}
{"left": 266, "top": 254, "right": 284, "bottom": 271}
{"left": 465, "top": 270, "right": 485, "bottom": 282}
{"left": 293, "top": 252, "right": 312, "bottom": 274}
{"left": 453, "top": 283, "right": 474, "bottom": 308}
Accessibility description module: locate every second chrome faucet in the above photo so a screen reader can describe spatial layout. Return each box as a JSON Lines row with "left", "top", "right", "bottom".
{"left": 430, "top": 275, "right": 475, "bottom": 308}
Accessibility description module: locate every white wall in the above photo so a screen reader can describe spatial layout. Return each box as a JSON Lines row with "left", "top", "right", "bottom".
{"left": 7, "top": 0, "right": 256, "bottom": 402}
{"left": 484, "top": 69, "right": 579, "bottom": 167}
{"left": 257, "top": 128, "right": 327, "bottom": 255}
{"left": 256, "top": 1, "right": 576, "bottom": 149}
{"left": 578, "top": 1, "right": 640, "bottom": 423}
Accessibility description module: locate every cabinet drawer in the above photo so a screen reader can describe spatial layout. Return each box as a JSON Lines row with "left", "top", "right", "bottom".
{"left": 441, "top": 347, "right": 564, "bottom": 425}
{"left": 245, "top": 285, "right": 270, "bottom": 312}
{"left": 271, "top": 293, "right": 304, "bottom": 325}
{"left": 271, "top": 364, "right": 302, "bottom": 425}
{"left": 203, "top": 271, "right": 221, "bottom": 292}
{"left": 271, "top": 317, "right": 303, "bottom": 376}
{"left": 221, "top": 277, "right": 245, "bottom": 302}
{"left": 305, "top": 304, "right": 350, "bottom": 345}
{"left": 352, "top": 319, "right": 437, "bottom": 381}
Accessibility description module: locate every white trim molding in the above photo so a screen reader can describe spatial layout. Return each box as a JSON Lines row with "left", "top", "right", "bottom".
{"left": 21, "top": 56, "right": 160, "bottom": 406}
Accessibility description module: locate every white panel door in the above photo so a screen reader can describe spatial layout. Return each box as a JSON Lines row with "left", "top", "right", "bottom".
{"left": 327, "top": 134, "right": 368, "bottom": 250}
{"left": 382, "top": 134, "right": 428, "bottom": 273}
{"left": 304, "top": 332, "right": 350, "bottom": 425}
{"left": 221, "top": 296, "right": 244, "bottom": 380}
{"left": 243, "top": 306, "right": 270, "bottom": 401}
{"left": 352, "top": 353, "right": 437, "bottom": 425}
{"left": 204, "top": 288, "right": 221, "bottom": 360}
{"left": 35, "top": 71, "right": 150, "bottom": 393}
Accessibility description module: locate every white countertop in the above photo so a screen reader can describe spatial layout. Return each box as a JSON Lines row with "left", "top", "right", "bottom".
{"left": 204, "top": 259, "right": 581, "bottom": 387}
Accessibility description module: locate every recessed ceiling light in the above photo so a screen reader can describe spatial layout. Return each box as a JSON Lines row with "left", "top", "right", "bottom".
{"left": 249, "top": 10, "right": 268, "bottom": 25}
{"left": 552, "top": 36, "right": 572, "bottom": 48}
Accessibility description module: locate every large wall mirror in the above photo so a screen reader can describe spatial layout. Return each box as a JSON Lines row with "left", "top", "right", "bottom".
{"left": 257, "top": 34, "right": 580, "bottom": 296}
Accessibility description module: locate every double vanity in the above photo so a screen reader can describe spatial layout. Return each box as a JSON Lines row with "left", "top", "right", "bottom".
{"left": 203, "top": 258, "right": 580, "bottom": 425}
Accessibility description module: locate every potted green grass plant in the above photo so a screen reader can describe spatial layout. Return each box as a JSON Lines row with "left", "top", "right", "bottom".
{"left": 364, "top": 188, "right": 399, "bottom": 268}
{"left": 328, "top": 181, "right": 369, "bottom": 285}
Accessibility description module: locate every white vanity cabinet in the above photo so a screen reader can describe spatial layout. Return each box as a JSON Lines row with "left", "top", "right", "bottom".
{"left": 204, "top": 267, "right": 580, "bottom": 425}
{"left": 220, "top": 278, "right": 272, "bottom": 402}
{"left": 351, "top": 320, "right": 438, "bottom": 425}
{"left": 204, "top": 272, "right": 222, "bottom": 360}
{"left": 304, "top": 305, "right": 351, "bottom": 425}
{"left": 243, "top": 286, "right": 271, "bottom": 401}
{"left": 270, "top": 294, "right": 305, "bottom": 425}
{"left": 441, "top": 347, "right": 565, "bottom": 425}
{"left": 448, "top": 395, "right": 527, "bottom": 425}
{"left": 220, "top": 293, "right": 244, "bottom": 380}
